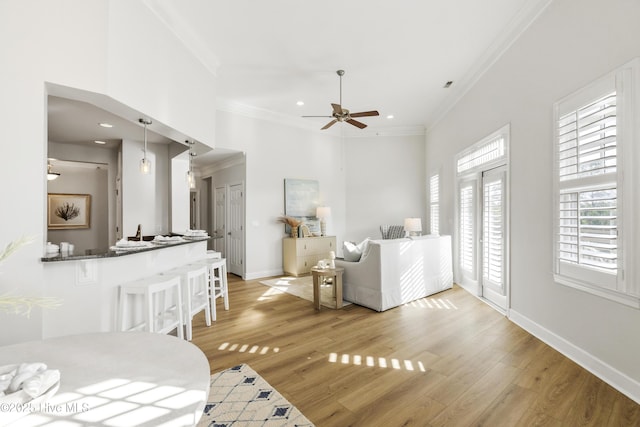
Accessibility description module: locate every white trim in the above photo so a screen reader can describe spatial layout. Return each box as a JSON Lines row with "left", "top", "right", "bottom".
{"left": 509, "top": 309, "right": 640, "bottom": 405}
{"left": 245, "top": 269, "right": 285, "bottom": 281}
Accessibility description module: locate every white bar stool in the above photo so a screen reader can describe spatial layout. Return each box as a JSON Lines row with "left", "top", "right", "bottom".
{"left": 206, "top": 250, "right": 222, "bottom": 259}
{"left": 118, "top": 274, "right": 184, "bottom": 339}
{"left": 191, "top": 257, "right": 229, "bottom": 321}
{"left": 162, "top": 264, "right": 211, "bottom": 341}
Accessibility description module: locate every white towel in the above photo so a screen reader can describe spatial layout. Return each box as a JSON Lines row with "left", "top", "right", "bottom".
{"left": 8, "top": 363, "right": 47, "bottom": 393}
{"left": 22, "top": 369, "right": 60, "bottom": 398}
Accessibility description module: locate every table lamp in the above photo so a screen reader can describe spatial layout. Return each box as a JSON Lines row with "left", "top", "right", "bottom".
{"left": 316, "top": 206, "right": 331, "bottom": 236}
{"left": 404, "top": 217, "right": 422, "bottom": 237}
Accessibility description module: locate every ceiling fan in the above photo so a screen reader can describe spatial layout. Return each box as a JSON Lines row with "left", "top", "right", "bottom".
{"left": 303, "top": 70, "right": 379, "bottom": 130}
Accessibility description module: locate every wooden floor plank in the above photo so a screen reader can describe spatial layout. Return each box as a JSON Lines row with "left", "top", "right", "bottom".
{"left": 190, "top": 276, "right": 640, "bottom": 426}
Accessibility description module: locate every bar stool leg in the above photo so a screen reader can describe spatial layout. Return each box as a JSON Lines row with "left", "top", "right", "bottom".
{"left": 144, "top": 288, "right": 153, "bottom": 333}
{"left": 175, "top": 282, "right": 184, "bottom": 340}
{"left": 203, "top": 268, "right": 212, "bottom": 327}
{"left": 118, "top": 288, "right": 127, "bottom": 331}
{"left": 221, "top": 263, "right": 229, "bottom": 310}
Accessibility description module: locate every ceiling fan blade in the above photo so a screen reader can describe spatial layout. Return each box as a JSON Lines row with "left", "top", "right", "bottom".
{"left": 347, "top": 119, "right": 367, "bottom": 129}
{"left": 321, "top": 120, "right": 338, "bottom": 130}
{"left": 331, "top": 103, "right": 343, "bottom": 115}
{"left": 350, "top": 110, "right": 380, "bottom": 118}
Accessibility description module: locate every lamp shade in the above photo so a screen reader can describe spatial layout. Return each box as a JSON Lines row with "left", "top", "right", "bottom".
{"left": 316, "top": 206, "right": 331, "bottom": 219}
{"left": 404, "top": 217, "right": 422, "bottom": 233}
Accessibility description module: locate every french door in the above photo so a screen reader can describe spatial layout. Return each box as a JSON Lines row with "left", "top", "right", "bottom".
{"left": 457, "top": 167, "right": 508, "bottom": 311}
{"left": 481, "top": 166, "right": 507, "bottom": 309}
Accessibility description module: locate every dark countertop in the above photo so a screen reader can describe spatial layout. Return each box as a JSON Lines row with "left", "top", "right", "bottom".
{"left": 41, "top": 237, "right": 209, "bottom": 263}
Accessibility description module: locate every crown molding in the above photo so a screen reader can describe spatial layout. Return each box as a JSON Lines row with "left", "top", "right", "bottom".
{"left": 141, "top": 0, "right": 220, "bottom": 77}
{"left": 217, "top": 98, "right": 425, "bottom": 137}
{"left": 216, "top": 98, "right": 330, "bottom": 134}
{"left": 428, "top": 0, "right": 554, "bottom": 131}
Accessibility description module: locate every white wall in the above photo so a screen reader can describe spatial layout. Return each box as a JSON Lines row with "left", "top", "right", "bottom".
{"left": 0, "top": 0, "right": 217, "bottom": 344}
{"left": 171, "top": 152, "right": 190, "bottom": 234}
{"left": 426, "top": 0, "right": 640, "bottom": 400}
{"left": 344, "top": 134, "right": 426, "bottom": 242}
{"left": 122, "top": 139, "right": 170, "bottom": 237}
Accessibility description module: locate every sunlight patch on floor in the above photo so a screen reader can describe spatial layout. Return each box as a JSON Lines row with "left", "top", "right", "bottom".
{"left": 10, "top": 378, "right": 205, "bottom": 426}
{"left": 257, "top": 276, "right": 301, "bottom": 301}
{"left": 218, "top": 342, "right": 280, "bottom": 354}
{"left": 403, "top": 297, "right": 458, "bottom": 309}
{"left": 328, "top": 352, "right": 426, "bottom": 372}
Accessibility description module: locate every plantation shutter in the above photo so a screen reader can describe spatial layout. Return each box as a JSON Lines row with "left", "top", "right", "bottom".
{"left": 556, "top": 91, "right": 618, "bottom": 278}
{"left": 459, "top": 184, "right": 474, "bottom": 273}
{"left": 430, "top": 174, "right": 439, "bottom": 235}
{"left": 483, "top": 177, "right": 504, "bottom": 287}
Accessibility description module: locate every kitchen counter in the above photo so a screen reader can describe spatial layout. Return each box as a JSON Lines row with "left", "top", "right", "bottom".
{"left": 40, "top": 238, "right": 209, "bottom": 338}
{"left": 40, "top": 237, "right": 209, "bottom": 262}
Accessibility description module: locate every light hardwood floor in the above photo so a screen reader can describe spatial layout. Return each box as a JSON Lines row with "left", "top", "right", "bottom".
{"left": 191, "top": 275, "right": 640, "bottom": 426}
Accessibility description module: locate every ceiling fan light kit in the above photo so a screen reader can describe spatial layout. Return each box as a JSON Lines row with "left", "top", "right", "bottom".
{"left": 303, "top": 69, "right": 379, "bottom": 130}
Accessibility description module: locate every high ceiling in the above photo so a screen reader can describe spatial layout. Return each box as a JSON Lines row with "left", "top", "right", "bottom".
{"left": 48, "top": 1, "right": 549, "bottom": 166}
{"left": 151, "top": 0, "right": 548, "bottom": 132}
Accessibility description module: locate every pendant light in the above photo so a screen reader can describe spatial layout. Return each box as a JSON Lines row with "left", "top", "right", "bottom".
{"left": 186, "top": 140, "right": 196, "bottom": 189}
{"left": 47, "top": 160, "right": 60, "bottom": 180}
{"left": 139, "top": 118, "right": 152, "bottom": 174}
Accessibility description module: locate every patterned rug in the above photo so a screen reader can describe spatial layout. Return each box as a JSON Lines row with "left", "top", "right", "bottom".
{"left": 259, "top": 276, "right": 350, "bottom": 309}
{"left": 198, "top": 364, "right": 314, "bottom": 426}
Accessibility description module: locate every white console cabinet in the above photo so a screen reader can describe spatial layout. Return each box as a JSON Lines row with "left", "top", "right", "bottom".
{"left": 283, "top": 236, "right": 336, "bottom": 276}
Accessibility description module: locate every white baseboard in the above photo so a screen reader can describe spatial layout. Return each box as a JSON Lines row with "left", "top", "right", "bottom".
{"left": 509, "top": 309, "right": 640, "bottom": 404}
{"left": 244, "top": 269, "right": 284, "bottom": 281}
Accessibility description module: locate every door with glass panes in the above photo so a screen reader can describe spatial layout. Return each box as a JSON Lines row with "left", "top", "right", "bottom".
{"left": 481, "top": 166, "right": 507, "bottom": 309}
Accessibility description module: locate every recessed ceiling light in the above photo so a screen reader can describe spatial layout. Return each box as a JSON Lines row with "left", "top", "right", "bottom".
{"left": 386, "top": 115, "right": 394, "bottom": 119}
{"left": 296, "top": 101, "right": 304, "bottom": 106}
{"left": 94, "top": 140, "right": 107, "bottom": 145}
{"left": 98, "top": 122, "right": 113, "bottom": 128}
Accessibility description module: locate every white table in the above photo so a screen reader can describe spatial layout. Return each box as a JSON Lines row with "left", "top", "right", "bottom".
{"left": 0, "top": 332, "right": 210, "bottom": 426}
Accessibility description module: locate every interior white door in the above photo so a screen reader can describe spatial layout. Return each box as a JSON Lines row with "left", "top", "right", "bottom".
{"left": 481, "top": 167, "right": 507, "bottom": 309}
{"left": 227, "top": 183, "right": 244, "bottom": 277}
{"left": 214, "top": 186, "right": 226, "bottom": 255}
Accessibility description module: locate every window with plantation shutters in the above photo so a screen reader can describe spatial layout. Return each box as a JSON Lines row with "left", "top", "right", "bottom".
{"left": 553, "top": 59, "right": 639, "bottom": 307}
{"left": 459, "top": 184, "right": 474, "bottom": 274}
{"left": 430, "top": 174, "right": 439, "bottom": 235}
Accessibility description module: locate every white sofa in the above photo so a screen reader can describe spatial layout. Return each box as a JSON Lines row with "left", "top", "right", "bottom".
{"left": 335, "top": 235, "right": 453, "bottom": 311}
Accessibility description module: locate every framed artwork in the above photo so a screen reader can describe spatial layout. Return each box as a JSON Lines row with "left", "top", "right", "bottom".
{"left": 283, "top": 179, "right": 320, "bottom": 235}
{"left": 48, "top": 193, "right": 91, "bottom": 229}
{"left": 284, "top": 179, "right": 319, "bottom": 217}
